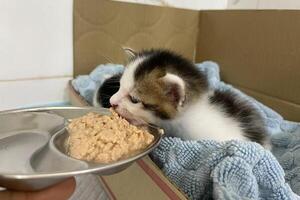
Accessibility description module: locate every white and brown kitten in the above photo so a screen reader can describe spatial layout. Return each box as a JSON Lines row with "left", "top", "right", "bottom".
{"left": 95, "top": 49, "right": 269, "bottom": 147}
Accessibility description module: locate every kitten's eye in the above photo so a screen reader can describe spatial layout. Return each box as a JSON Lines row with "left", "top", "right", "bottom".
{"left": 129, "top": 95, "right": 140, "bottom": 104}
{"left": 142, "top": 103, "right": 158, "bottom": 111}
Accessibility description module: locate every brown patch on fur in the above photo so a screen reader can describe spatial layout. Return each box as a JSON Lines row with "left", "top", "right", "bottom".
{"left": 133, "top": 69, "right": 177, "bottom": 119}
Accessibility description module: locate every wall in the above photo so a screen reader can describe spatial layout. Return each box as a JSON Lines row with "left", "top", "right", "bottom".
{"left": 0, "top": 0, "right": 73, "bottom": 110}
{"left": 0, "top": 0, "right": 299, "bottom": 110}
{"left": 228, "top": 0, "right": 300, "bottom": 9}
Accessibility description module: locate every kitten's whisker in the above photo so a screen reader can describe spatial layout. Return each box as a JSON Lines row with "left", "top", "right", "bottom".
{"left": 146, "top": 123, "right": 161, "bottom": 130}
{"left": 102, "top": 54, "right": 115, "bottom": 64}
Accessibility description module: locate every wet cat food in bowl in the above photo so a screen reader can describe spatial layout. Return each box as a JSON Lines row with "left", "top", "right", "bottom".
{"left": 65, "top": 109, "right": 154, "bottom": 163}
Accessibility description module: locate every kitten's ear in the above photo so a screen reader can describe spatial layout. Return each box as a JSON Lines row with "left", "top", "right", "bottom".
{"left": 160, "top": 74, "right": 185, "bottom": 107}
{"left": 122, "top": 47, "right": 137, "bottom": 59}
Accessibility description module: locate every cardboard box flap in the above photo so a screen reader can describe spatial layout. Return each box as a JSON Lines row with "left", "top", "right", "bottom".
{"left": 196, "top": 10, "right": 300, "bottom": 121}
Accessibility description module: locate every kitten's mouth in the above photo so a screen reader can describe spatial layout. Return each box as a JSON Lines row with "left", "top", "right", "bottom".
{"left": 112, "top": 108, "right": 146, "bottom": 126}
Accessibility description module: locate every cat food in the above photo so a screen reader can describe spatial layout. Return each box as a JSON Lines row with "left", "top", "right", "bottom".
{"left": 65, "top": 109, "right": 154, "bottom": 163}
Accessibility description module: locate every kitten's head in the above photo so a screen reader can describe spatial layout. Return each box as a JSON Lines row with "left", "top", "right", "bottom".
{"left": 110, "top": 48, "right": 208, "bottom": 125}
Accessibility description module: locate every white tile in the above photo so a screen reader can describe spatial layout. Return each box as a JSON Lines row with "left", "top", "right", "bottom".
{"left": 0, "top": 77, "right": 71, "bottom": 111}
{"left": 258, "top": 0, "right": 300, "bottom": 9}
{"left": 0, "top": 0, "right": 73, "bottom": 80}
{"left": 227, "top": 0, "right": 258, "bottom": 9}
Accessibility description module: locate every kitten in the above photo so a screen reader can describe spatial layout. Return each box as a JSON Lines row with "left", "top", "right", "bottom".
{"left": 96, "top": 48, "right": 269, "bottom": 147}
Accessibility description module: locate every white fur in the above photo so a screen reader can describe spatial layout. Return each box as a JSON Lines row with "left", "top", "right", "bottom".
{"left": 160, "top": 92, "right": 247, "bottom": 142}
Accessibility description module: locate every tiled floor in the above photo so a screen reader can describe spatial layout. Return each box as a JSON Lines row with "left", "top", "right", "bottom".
{"left": 70, "top": 175, "right": 109, "bottom": 200}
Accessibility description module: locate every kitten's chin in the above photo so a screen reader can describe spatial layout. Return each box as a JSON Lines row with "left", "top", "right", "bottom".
{"left": 126, "top": 118, "right": 146, "bottom": 126}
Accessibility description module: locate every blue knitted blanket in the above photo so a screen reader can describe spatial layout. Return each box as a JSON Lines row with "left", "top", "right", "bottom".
{"left": 72, "top": 62, "right": 300, "bottom": 200}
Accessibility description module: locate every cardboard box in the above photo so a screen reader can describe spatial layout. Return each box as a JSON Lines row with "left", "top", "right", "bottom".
{"left": 70, "top": 0, "right": 300, "bottom": 199}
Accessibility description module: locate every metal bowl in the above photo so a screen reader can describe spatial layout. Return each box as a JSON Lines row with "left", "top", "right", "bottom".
{"left": 0, "top": 107, "right": 163, "bottom": 191}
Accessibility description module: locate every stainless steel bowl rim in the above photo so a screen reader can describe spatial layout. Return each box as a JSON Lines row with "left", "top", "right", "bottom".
{"left": 0, "top": 106, "right": 163, "bottom": 180}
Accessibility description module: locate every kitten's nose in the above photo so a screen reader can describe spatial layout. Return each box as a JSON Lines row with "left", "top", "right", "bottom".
{"left": 110, "top": 96, "right": 118, "bottom": 108}
{"left": 110, "top": 92, "right": 123, "bottom": 108}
